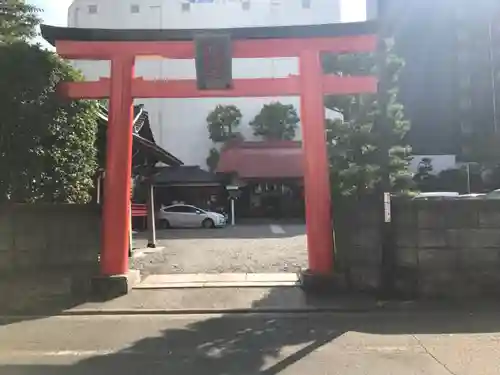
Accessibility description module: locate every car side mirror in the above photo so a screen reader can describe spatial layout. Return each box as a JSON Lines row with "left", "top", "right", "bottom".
{"left": 195, "top": 210, "right": 202, "bottom": 215}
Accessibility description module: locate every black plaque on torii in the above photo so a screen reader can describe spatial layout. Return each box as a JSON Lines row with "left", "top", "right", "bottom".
{"left": 195, "top": 33, "right": 233, "bottom": 90}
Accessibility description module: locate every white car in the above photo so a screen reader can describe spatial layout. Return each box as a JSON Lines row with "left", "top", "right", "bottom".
{"left": 158, "top": 204, "right": 226, "bottom": 229}
{"left": 484, "top": 189, "right": 500, "bottom": 199}
{"left": 413, "top": 192, "right": 459, "bottom": 200}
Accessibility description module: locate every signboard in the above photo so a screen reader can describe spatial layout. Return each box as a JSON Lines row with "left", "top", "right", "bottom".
{"left": 226, "top": 185, "right": 241, "bottom": 200}
{"left": 195, "top": 33, "right": 232, "bottom": 90}
{"left": 384, "top": 192, "right": 391, "bottom": 223}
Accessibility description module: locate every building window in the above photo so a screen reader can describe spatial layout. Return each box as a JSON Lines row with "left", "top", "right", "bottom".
{"left": 242, "top": 1, "right": 250, "bottom": 11}
{"left": 88, "top": 4, "right": 98, "bottom": 14}
{"left": 181, "top": 2, "right": 190, "bottom": 12}
{"left": 302, "top": 0, "right": 311, "bottom": 9}
{"left": 131, "top": 4, "right": 140, "bottom": 13}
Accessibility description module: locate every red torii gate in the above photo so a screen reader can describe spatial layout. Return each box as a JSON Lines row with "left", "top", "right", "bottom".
{"left": 41, "top": 22, "right": 377, "bottom": 286}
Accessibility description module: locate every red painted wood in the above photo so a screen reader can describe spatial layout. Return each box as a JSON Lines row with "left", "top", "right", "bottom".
{"left": 59, "top": 75, "right": 377, "bottom": 99}
{"left": 59, "top": 80, "right": 110, "bottom": 99}
{"left": 55, "top": 35, "right": 376, "bottom": 60}
{"left": 100, "top": 56, "right": 135, "bottom": 276}
{"left": 131, "top": 204, "right": 148, "bottom": 217}
{"left": 299, "top": 49, "right": 334, "bottom": 275}
{"left": 323, "top": 75, "right": 377, "bottom": 95}
{"left": 133, "top": 77, "right": 298, "bottom": 98}
{"left": 233, "top": 35, "right": 377, "bottom": 58}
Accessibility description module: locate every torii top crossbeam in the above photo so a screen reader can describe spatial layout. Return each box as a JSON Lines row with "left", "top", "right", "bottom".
{"left": 41, "top": 21, "right": 377, "bottom": 99}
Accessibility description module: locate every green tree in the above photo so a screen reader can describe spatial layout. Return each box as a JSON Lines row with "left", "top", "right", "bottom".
{"left": 435, "top": 168, "right": 469, "bottom": 193}
{"left": 0, "top": 42, "right": 99, "bottom": 203}
{"left": 323, "top": 43, "right": 413, "bottom": 198}
{"left": 326, "top": 117, "right": 379, "bottom": 197}
{"left": 250, "top": 102, "right": 300, "bottom": 141}
{"left": 482, "top": 164, "right": 500, "bottom": 190}
{"left": 206, "top": 148, "right": 220, "bottom": 173}
{"left": 413, "top": 157, "right": 436, "bottom": 191}
{"left": 0, "top": 0, "right": 40, "bottom": 44}
{"left": 206, "top": 104, "right": 242, "bottom": 143}
{"left": 205, "top": 104, "right": 243, "bottom": 172}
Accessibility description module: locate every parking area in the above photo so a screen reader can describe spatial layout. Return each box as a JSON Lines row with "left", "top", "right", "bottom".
{"left": 131, "top": 224, "right": 308, "bottom": 275}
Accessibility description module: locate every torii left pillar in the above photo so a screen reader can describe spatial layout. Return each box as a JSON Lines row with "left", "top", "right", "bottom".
{"left": 299, "top": 49, "right": 335, "bottom": 288}
{"left": 92, "top": 55, "right": 140, "bottom": 299}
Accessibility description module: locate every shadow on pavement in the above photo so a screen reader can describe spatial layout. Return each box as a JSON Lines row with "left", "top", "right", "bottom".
{"left": 3, "top": 288, "right": 500, "bottom": 374}
{"left": 0, "top": 270, "right": 92, "bottom": 326}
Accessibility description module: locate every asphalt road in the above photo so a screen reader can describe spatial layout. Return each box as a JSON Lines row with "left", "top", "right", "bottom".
{"left": 1, "top": 312, "right": 500, "bottom": 375}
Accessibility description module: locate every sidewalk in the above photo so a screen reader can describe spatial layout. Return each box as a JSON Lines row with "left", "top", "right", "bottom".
{"left": 64, "top": 287, "right": 379, "bottom": 315}
{"left": 4, "top": 271, "right": 500, "bottom": 317}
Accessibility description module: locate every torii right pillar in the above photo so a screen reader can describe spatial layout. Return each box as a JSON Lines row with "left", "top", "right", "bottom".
{"left": 299, "top": 49, "right": 335, "bottom": 283}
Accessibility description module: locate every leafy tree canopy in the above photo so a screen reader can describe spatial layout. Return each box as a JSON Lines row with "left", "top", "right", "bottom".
{"left": 206, "top": 147, "right": 220, "bottom": 173}
{"left": 250, "top": 102, "right": 299, "bottom": 141}
{"left": 0, "top": 0, "right": 40, "bottom": 44}
{"left": 206, "top": 104, "right": 242, "bottom": 143}
{"left": 323, "top": 42, "right": 413, "bottom": 198}
{"left": 0, "top": 42, "right": 99, "bottom": 203}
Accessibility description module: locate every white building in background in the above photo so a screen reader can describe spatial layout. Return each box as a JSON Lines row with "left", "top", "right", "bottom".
{"left": 409, "top": 155, "right": 457, "bottom": 176}
{"left": 365, "top": 0, "right": 377, "bottom": 20}
{"left": 67, "top": 0, "right": 362, "bottom": 168}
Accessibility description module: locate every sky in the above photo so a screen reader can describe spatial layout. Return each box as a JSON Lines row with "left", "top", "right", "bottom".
{"left": 32, "top": 0, "right": 73, "bottom": 26}
{"left": 32, "top": 0, "right": 366, "bottom": 26}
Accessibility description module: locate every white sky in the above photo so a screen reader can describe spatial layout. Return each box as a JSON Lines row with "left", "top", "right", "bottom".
{"left": 32, "top": 0, "right": 366, "bottom": 26}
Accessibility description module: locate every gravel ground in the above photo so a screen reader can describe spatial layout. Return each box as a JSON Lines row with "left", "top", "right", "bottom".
{"left": 130, "top": 224, "right": 308, "bottom": 275}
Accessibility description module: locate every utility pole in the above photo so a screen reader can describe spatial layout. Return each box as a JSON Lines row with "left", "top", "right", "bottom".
{"left": 488, "top": 19, "right": 498, "bottom": 133}
{"left": 376, "top": 0, "right": 397, "bottom": 298}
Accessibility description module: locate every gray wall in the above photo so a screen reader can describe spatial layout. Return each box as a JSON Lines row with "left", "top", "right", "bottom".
{"left": 0, "top": 204, "right": 100, "bottom": 273}
{"left": 335, "top": 199, "right": 500, "bottom": 298}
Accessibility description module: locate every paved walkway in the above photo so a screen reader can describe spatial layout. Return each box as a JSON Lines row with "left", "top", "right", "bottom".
{"left": 131, "top": 224, "right": 308, "bottom": 275}
{"left": 136, "top": 273, "right": 300, "bottom": 289}
{"left": 64, "top": 287, "right": 379, "bottom": 314}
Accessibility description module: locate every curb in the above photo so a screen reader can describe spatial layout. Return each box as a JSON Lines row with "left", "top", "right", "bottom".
{"left": 1, "top": 306, "right": 382, "bottom": 318}
{"left": 60, "top": 307, "right": 378, "bottom": 315}
{"left": 4, "top": 302, "right": 496, "bottom": 318}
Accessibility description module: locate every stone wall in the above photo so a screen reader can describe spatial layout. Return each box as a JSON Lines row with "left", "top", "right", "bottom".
{"left": 0, "top": 204, "right": 100, "bottom": 274}
{"left": 334, "top": 199, "right": 500, "bottom": 298}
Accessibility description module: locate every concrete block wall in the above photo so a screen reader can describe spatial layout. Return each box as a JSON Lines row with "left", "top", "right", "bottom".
{"left": 335, "top": 199, "right": 500, "bottom": 298}
{"left": 0, "top": 204, "right": 100, "bottom": 273}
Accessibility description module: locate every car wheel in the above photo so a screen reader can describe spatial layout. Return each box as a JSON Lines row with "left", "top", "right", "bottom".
{"left": 160, "top": 219, "right": 170, "bottom": 229}
{"left": 202, "top": 219, "right": 215, "bottom": 229}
